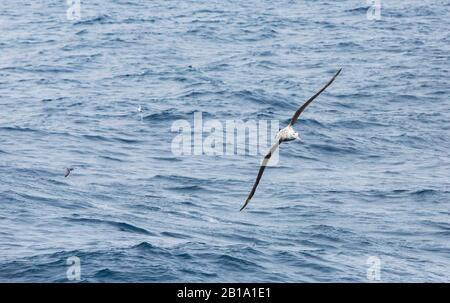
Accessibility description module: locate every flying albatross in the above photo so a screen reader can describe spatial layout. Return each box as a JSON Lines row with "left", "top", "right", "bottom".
{"left": 240, "top": 68, "right": 342, "bottom": 211}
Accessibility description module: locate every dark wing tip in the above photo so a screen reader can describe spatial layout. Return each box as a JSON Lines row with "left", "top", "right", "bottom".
{"left": 329, "top": 68, "right": 342, "bottom": 82}
{"left": 289, "top": 68, "right": 343, "bottom": 126}
{"left": 240, "top": 199, "right": 250, "bottom": 211}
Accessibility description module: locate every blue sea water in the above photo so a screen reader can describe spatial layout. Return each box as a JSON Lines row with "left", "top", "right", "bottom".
{"left": 0, "top": 0, "right": 449, "bottom": 282}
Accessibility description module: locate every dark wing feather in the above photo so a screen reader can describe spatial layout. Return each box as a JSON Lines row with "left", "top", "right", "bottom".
{"left": 240, "top": 140, "right": 281, "bottom": 211}
{"left": 289, "top": 68, "right": 342, "bottom": 126}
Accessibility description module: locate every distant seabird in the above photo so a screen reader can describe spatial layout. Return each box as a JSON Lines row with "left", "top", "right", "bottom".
{"left": 240, "top": 68, "right": 342, "bottom": 211}
{"left": 64, "top": 167, "right": 74, "bottom": 178}
{"left": 138, "top": 105, "right": 144, "bottom": 120}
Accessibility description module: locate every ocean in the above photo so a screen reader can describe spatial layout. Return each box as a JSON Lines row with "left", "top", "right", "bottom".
{"left": 0, "top": 0, "right": 449, "bottom": 282}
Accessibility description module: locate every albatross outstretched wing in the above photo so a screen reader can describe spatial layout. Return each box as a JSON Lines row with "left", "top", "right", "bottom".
{"left": 289, "top": 68, "right": 342, "bottom": 126}
{"left": 241, "top": 140, "right": 281, "bottom": 211}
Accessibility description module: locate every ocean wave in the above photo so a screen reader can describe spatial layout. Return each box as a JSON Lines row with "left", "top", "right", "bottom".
{"left": 81, "top": 134, "right": 141, "bottom": 144}
{"left": 160, "top": 231, "right": 191, "bottom": 239}
{"left": 73, "top": 14, "right": 114, "bottom": 25}
{"left": 65, "top": 217, "right": 155, "bottom": 236}
{"left": 308, "top": 143, "right": 360, "bottom": 154}
{"left": 143, "top": 109, "right": 187, "bottom": 121}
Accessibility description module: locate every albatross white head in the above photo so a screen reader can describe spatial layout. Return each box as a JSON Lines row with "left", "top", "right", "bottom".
{"left": 276, "top": 125, "right": 299, "bottom": 142}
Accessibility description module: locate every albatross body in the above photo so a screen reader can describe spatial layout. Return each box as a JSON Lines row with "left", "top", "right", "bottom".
{"left": 276, "top": 125, "right": 299, "bottom": 142}
{"left": 240, "top": 68, "right": 342, "bottom": 211}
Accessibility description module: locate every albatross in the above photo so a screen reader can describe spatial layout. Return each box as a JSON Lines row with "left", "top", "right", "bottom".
{"left": 240, "top": 68, "right": 342, "bottom": 211}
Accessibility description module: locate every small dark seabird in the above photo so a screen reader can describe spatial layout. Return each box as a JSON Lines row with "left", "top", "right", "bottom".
{"left": 241, "top": 68, "right": 342, "bottom": 211}
{"left": 64, "top": 168, "right": 75, "bottom": 178}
